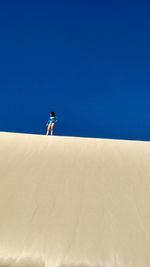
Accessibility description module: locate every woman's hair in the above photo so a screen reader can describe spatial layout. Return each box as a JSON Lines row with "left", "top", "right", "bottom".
{"left": 50, "top": 111, "right": 55, "bottom": 117}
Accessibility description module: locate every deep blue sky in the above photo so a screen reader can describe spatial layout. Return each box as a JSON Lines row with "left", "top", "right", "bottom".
{"left": 0, "top": 0, "right": 150, "bottom": 140}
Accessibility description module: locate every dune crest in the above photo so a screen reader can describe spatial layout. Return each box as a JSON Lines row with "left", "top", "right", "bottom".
{"left": 0, "top": 132, "right": 150, "bottom": 267}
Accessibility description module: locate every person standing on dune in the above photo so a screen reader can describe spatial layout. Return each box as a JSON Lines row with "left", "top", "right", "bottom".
{"left": 46, "top": 111, "right": 58, "bottom": 136}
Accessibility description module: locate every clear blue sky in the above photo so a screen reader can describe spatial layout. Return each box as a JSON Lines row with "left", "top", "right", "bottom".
{"left": 0, "top": 0, "right": 150, "bottom": 140}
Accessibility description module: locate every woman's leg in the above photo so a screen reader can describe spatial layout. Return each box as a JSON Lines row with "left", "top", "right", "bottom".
{"left": 50, "top": 123, "right": 55, "bottom": 135}
{"left": 46, "top": 123, "right": 51, "bottom": 135}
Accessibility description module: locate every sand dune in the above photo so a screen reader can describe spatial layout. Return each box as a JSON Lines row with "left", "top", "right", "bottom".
{"left": 0, "top": 132, "right": 150, "bottom": 267}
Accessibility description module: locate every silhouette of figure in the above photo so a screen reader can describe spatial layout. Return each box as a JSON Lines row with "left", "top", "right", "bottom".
{"left": 46, "top": 111, "right": 58, "bottom": 136}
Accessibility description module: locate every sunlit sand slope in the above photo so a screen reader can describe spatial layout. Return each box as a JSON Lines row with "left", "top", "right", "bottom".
{"left": 0, "top": 132, "right": 150, "bottom": 267}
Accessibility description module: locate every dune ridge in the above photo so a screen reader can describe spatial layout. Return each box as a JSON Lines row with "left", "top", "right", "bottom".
{"left": 0, "top": 132, "right": 150, "bottom": 267}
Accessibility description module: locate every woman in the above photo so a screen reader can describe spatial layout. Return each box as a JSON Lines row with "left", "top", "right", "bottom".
{"left": 46, "top": 111, "right": 57, "bottom": 136}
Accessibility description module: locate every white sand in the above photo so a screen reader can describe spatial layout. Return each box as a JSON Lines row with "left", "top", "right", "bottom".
{"left": 0, "top": 132, "right": 150, "bottom": 267}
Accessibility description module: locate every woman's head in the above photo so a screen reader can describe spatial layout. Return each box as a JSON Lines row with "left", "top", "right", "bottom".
{"left": 50, "top": 111, "right": 55, "bottom": 117}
